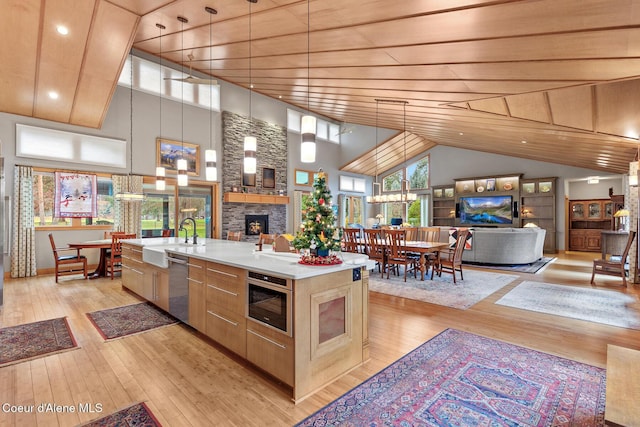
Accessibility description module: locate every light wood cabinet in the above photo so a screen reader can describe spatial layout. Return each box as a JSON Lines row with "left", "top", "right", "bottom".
{"left": 246, "top": 320, "right": 294, "bottom": 386}
{"left": 141, "top": 263, "right": 169, "bottom": 311}
{"left": 520, "top": 177, "right": 557, "bottom": 253}
{"left": 187, "top": 258, "right": 206, "bottom": 332}
{"left": 205, "top": 261, "right": 246, "bottom": 357}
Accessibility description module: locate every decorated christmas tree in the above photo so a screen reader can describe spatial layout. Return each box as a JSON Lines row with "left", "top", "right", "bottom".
{"left": 292, "top": 169, "right": 341, "bottom": 255}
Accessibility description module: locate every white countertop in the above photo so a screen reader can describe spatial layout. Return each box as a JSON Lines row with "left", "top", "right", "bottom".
{"left": 125, "top": 237, "right": 371, "bottom": 280}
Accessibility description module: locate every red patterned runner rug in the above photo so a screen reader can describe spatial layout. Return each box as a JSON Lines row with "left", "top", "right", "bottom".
{"left": 0, "top": 317, "right": 78, "bottom": 368}
{"left": 296, "top": 329, "right": 606, "bottom": 426}
{"left": 86, "top": 302, "right": 178, "bottom": 341}
{"left": 79, "top": 402, "right": 161, "bottom": 426}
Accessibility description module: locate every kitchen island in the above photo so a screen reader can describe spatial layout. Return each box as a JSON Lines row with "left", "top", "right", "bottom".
{"left": 121, "top": 238, "right": 370, "bottom": 402}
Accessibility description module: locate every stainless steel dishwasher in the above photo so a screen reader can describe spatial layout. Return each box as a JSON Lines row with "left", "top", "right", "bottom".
{"left": 167, "top": 254, "right": 189, "bottom": 323}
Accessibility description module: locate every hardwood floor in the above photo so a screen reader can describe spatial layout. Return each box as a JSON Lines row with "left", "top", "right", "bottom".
{"left": 1, "top": 251, "right": 640, "bottom": 426}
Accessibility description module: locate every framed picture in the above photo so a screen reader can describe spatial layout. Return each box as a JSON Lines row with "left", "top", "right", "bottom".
{"left": 156, "top": 138, "right": 200, "bottom": 176}
{"left": 295, "top": 169, "right": 311, "bottom": 186}
{"left": 242, "top": 166, "right": 256, "bottom": 187}
{"left": 262, "top": 167, "right": 276, "bottom": 189}
{"left": 486, "top": 178, "right": 496, "bottom": 192}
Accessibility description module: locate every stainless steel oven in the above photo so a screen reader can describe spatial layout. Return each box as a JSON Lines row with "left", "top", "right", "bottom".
{"left": 247, "top": 271, "right": 292, "bottom": 336}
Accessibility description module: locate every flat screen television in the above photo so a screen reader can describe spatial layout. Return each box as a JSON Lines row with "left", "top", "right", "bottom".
{"left": 459, "top": 195, "right": 513, "bottom": 225}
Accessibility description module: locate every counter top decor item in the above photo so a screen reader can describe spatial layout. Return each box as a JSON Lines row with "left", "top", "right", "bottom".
{"left": 298, "top": 253, "right": 343, "bottom": 266}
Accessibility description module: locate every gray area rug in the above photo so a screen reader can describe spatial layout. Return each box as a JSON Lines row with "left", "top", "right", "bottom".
{"left": 465, "top": 257, "right": 556, "bottom": 274}
{"left": 496, "top": 281, "right": 640, "bottom": 329}
{"left": 368, "top": 269, "right": 517, "bottom": 310}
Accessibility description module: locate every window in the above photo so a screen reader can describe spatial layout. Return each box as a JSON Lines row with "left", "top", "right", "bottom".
{"left": 407, "top": 155, "right": 430, "bottom": 190}
{"left": 382, "top": 170, "right": 403, "bottom": 192}
{"left": 34, "top": 171, "right": 114, "bottom": 228}
{"left": 286, "top": 109, "right": 340, "bottom": 144}
{"left": 382, "top": 195, "right": 430, "bottom": 227}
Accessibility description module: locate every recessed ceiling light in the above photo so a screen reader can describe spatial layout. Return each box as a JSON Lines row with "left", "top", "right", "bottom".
{"left": 278, "top": 95, "right": 282, "bottom": 99}
{"left": 459, "top": 132, "right": 464, "bottom": 136}
{"left": 48, "top": 91, "right": 59, "bottom": 99}
{"left": 56, "top": 25, "right": 69, "bottom": 35}
{"left": 521, "top": 140, "right": 527, "bottom": 144}
{"left": 250, "top": 84, "right": 254, "bottom": 89}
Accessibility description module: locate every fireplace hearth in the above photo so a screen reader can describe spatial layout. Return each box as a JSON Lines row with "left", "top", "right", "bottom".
{"left": 245, "top": 215, "right": 269, "bottom": 236}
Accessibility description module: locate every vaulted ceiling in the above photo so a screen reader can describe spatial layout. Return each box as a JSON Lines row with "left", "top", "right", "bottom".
{"left": 3, "top": 0, "right": 640, "bottom": 175}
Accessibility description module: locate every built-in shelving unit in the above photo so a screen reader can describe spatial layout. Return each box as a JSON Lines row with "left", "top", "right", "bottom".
{"left": 431, "top": 185, "right": 455, "bottom": 227}
{"left": 520, "top": 177, "right": 557, "bottom": 253}
{"left": 223, "top": 193, "right": 290, "bottom": 204}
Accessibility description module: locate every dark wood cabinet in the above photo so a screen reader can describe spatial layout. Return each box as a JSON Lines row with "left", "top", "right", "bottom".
{"left": 569, "top": 199, "right": 613, "bottom": 251}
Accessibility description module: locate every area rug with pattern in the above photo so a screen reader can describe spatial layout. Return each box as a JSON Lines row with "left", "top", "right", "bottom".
{"left": 296, "top": 328, "right": 606, "bottom": 426}
{"left": 79, "top": 402, "right": 161, "bottom": 426}
{"left": 496, "top": 281, "right": 640, "bottom": 330}
{"left": 0, "top": 317, "right": 78, "bottom": 367}
{"left": 466, "top": 256, "right": 557, "bottom": 274}
{"left": 86, "top": 302, "right": 179, "bottom": 341}
{"left": 368, "top": 269, "right": 517, "bottom": 309}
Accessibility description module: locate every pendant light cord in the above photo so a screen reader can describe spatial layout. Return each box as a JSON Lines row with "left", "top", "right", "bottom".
{"left": 178, "top": 16, "right": 188, "bottom": 159}
{"left": 206, "top": 7, "right": 216, "bottom": 150}
{"left": 249, "top": 1, "right": 252, "bottom": 136}
{"left": 157, "top": 23, "right": 165, "bottom": 140}
{"left": 307, "top": 0, "right": 310, "bottom": 112}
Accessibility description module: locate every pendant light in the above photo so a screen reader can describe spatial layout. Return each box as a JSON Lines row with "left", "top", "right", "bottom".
{"left": 243, "top": 0, "right": 257, "bottom": 175}
{"left": 177, "top": 16, "right": 189, "bottom": 186}
{"left": 204, "top": 6, "right": 218, "bottom": 181}
{"left": 115, "top": 52, "right": 144, "bottom": 201}
{"left": 300, "top": 0, "right": 316, "bottom": 163}
{"left": 629, "top": 141, "right": 639, "bottom": 186}
{"left": 401, "top": 100, "right": 416, "bottom": 203}
{"left": 367, "top": 100, "right": 383, "bottom": 203}
{"left": 155, "top": 23, "right": 166, "bottom": 191}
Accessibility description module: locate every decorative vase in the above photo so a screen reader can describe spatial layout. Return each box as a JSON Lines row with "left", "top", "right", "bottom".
{"left": 317, "top": 248, "right": 329, "bottom": 257}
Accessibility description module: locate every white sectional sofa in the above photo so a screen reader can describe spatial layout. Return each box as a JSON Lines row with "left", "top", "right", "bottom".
{"left": 437, "top": 227, "right": 546, "bottom": 265}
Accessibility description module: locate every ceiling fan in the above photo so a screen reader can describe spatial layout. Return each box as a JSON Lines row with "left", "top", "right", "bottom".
{"left": 165, "top": 53, "right": 218, "bottom": 85}
{"left": 334, "top": 122, "right": 354, "bottom": 137}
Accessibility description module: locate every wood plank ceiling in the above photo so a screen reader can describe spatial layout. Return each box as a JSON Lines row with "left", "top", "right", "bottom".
{"left": 2, "top": 0, "right": 640, "bottom": 175}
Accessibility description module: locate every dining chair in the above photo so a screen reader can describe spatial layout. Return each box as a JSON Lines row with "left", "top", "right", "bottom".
{"left": 106, "top": 233, "right": 137, "bottom": 280}
{"left": 258, "top": 233, "right": 277, "bottom": 245}
{"left": 48, "top": 233, "right": 88, "bottom": 283}
{"left": 227, "top": 231, "right": 243, "bottom": 241}
{"left": 384, "top": 229, "right": 418, "bottom": 282}
{"left": 432, "top": 229, "right": 469, "bottom": 284}
{"left": 402, "top": 227, "right": 418, "bottom": 241}
{"left": 342, "top": 228, "right": 363, "bottom": 253}
{"left": 591, "top": 230, "right": 636, "bottom": 286}
{"left": 363, "top": 229, "right": 386, "bottom": 276}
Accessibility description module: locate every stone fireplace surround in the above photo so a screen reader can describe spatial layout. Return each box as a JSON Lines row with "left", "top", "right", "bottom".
{"left": 221, "top": 111, "right": 288, "bottom": 241}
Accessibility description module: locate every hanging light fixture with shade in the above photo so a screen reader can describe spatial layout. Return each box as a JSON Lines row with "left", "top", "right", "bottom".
{"left": 400, "top": 100, "right": 416, "bottom": 203}
{"left": 177, "top": 15, "right": 189, "bottom": 187}
{"left": 300, "top": 0, "right": 316, "bottom": 163}
{"left": 115, "top": 51, "right": 144, "bottom": 201}
{"left": 243, "top": 0, "right": 257, "bottom": 175}
{"left": 629, "top": 140, "right": 639, "bottom": 186}
{"left": 155, "top": 22, "right": 166, "bottom": 191}
{"left": 367, "top": 100, "right": 383, "bottom": 203}
{"left": 204, "top": 6, "right": 218, "bottom": 181}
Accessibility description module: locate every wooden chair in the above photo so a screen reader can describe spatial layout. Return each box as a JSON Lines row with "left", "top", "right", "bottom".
{"left": 162, "top": 229, "right": 173, "bottom": 237}
{"left": 106, "top": 233, "right": 136, "bottom": 280}
{"left": 417, "top": 227, "right": 441, "bottom": 242}
{"left": 363, "top": 229, "right": 386, "bottom": 276}
{"left": 384, "top": 229, "right": 418, "bottom": 282}
{"left": 258, "top": 233, "right": 277, "bottom": 245}
{"left": 591, "top": 231, "right": 636, "bottom": 286}
{"left": 432, "top": 229, "right": 469, "bottom": 284}
{"left": 227, "top": 231, "right": 243, "bottom": 241}
{"left": 48, "top": 233, "right": 88, "bottom": 283}
{"left": 342, "top": 228, "right": 363, "bottom": 253}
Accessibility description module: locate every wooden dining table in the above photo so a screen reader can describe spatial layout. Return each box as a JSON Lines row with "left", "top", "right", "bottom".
{"left": 355, "top": 237, "right": 449, "bottom": 281}
{"left": 404, "top": 241, "right": 450, "bottom": 280}
{"left": 68, "top": 239, "right": 113, "bottom": 279}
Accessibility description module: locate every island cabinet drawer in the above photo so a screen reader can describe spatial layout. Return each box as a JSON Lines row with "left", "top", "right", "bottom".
{"left": 122, "top": 244, "right": 143, "bottom": 262}
{"left": 205, "top": 303, "right": 246, "bottom": 357}
{"left": 206, "top": 262, "right": 245, "bottom": 290}
{"left": 246, "top": 321, "right": 294, "bottom": 386}
{"left": 206, "top": 281, "right": 245, "bottom": 313}
{"left": 188, "top": 258, "right": 206, "bottom": 281}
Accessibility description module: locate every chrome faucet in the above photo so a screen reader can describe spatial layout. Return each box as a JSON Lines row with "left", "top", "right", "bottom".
{"left": 179, "top": 217, "right": 198, "bottom": 244}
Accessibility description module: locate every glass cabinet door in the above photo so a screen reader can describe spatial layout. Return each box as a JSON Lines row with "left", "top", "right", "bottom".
{"left": 572, "top": 202, "right": 585, "bottom": 219}
{"left": 588, "top": 202, "right": 601, "bottom": 219}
